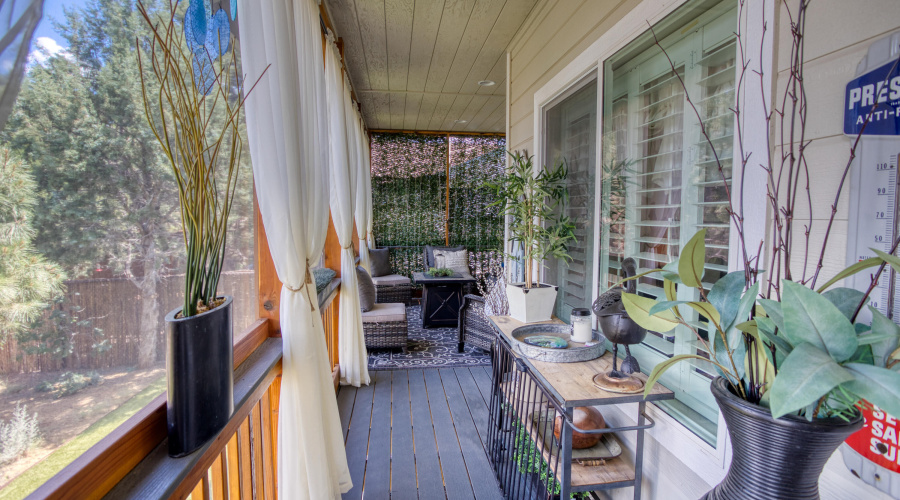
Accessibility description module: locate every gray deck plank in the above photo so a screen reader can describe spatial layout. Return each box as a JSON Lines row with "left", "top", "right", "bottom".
{"left": 390, "top": 371, "right": 418, "bottom": 500}
{"left": 440, "top": 369, "right": 503, "bottom": 500}
{"left": 453, "top": 368, "right": 491, "bottom": 449}
{"left": 337, "top": 385, "right": 357, "bottom": 443}
{"left": 342, "top": 375, "right": 375, "bottom": 500}
{"left": 365, "top": 370, "right": 393, "bottom": 500}
{"left": 423, "top": 370, "right": 476, "bottom": 500}
{"left": 469, "top": 366, "right": 494, "bottom": 407}
{"left": 408, "top": 370, "right": 446, "bottom": 500}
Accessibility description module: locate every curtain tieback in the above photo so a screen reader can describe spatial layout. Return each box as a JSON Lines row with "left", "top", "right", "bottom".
{"left": 342, "top": 243, "right": 353, "bottom": 250}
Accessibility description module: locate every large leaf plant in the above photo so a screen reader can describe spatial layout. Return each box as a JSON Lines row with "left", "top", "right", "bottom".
{"left": 622, "top": 229, "right": 900, "bottom": 421}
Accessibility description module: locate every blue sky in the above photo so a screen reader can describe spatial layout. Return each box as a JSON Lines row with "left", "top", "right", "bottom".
{"left": 35, "top": 0, "right": 88, "bottom": 49}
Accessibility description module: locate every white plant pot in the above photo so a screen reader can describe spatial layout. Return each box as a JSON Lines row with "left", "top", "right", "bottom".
{"left": 506, "top": 283, "right": 557, "bottom": 323}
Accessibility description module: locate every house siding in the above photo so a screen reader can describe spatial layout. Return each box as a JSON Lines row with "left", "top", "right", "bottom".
{"left": 506, "top": 0, "right": 900, "bottom": 498}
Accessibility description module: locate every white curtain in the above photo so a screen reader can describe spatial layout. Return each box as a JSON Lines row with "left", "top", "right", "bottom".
{"left": 354, "top": 113, "right": 373, "bottom": 272}
{"left": 237, "top": 0, "right": 351, "bottom": 497}
{"left": 324, "top": 34, "right": 370, "bottom": 388}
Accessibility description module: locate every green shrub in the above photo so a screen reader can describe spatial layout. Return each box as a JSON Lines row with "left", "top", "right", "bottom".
{"left": 35, "top": 371, "right": 102, "bottom": 399}
{"left": 0, "top": 404, "right": 40, "bottom": 464}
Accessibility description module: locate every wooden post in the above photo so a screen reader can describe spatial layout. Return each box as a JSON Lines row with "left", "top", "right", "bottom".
{"left": 255, "top": 188, "right": 282, "bottom": 334}
{"left": 445, "top": 134, "right": 451, "bottom": 246}
{"left": 324, "top": 213, "right": 342, "bottom": 277}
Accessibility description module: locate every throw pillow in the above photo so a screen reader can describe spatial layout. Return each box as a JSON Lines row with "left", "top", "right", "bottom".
{"left": 483, "top": 273, "right": 509, "bottom": 317}
{"left": 425, "top": 245, "right": 465, "bottom": 268}
{"left": 434, "top": 249, "right": 469, "bottom": 275}
{"left": 357, "top": 265, "right": 376, "bottom": 312}
{"left": 369, "top": 248, "right": 391, "bottom": 277}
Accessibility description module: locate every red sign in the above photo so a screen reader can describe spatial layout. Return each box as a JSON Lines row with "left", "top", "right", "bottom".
{"left": 845, "top": 404, "right": 900, "bottom": 473}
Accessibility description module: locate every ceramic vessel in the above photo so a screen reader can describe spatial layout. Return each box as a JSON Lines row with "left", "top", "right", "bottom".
{"left": 703, "top": 376, "right": 863, "bottom": 500}
{"left": 165, "top": 296, "right": 234, "bottom": 457}
{"left": 506, "top": 282, "right": 557, "bottom": 323}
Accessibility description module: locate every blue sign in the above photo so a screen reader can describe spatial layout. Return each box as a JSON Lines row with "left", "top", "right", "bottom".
{"left": 844, "top": 60, "right": 900, "bottom": 136}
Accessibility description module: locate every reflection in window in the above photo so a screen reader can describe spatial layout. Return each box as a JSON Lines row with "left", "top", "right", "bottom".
{"left": 599, "top": 0, "right": 737, "bottom": 445}
{"left": 0, "top": 1, "right": 254, "bottom": 494}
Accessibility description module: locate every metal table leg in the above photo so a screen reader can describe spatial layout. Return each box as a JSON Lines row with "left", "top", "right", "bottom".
{"left": 634, "top": 401, "right": 646, "bottom": 500}
{"left": 560, "top": 407, "right": 573, "bottom": 500}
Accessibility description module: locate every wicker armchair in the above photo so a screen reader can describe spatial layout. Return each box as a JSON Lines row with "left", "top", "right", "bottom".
{"left": 457, "top": 274, "right": 508, "bottom": 353}
{"left": 362, "top": 303, "right": 408, "bottom": 352}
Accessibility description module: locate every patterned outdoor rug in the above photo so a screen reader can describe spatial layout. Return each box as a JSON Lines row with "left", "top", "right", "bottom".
{"left": 367, "top": 305, "right": 491, "bottom": 370}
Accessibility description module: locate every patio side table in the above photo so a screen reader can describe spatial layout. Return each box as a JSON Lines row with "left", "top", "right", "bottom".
{"left": 486, "top": 315, "right": 674, "bottom": 500}
{"left": 412, "top": 272, "right": 476, "bottom": 328}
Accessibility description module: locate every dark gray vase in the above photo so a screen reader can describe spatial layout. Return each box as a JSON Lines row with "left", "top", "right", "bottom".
{"left": 703, "top": 376, "right": 863, "bottom": 500}
{"left": 165, "top": 295, "right": 234, "bottom": 457}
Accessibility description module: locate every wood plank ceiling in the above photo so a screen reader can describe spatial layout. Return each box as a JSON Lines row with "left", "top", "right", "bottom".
{"left": 324, "top": 0, "right": 539, "bottom": 133}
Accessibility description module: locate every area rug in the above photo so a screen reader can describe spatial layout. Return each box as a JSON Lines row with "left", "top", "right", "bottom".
{"left": 367, "top": 305, "right": 491, "bottom": 370}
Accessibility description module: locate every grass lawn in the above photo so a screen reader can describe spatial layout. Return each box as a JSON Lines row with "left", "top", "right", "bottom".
{"left": 0, "top": 376, "right": 166, "bottom": 500}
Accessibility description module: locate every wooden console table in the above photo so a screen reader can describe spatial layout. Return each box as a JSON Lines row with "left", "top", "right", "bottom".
{"left": 487, "top": 315, "right": 674, "bottom": 500}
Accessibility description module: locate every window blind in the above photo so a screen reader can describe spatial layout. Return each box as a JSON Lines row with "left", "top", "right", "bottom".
{"left": 599, "top": 3, "right": 737, "bottom": 445}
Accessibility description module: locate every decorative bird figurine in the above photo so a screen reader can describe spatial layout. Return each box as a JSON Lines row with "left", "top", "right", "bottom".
{"left": 592, "top": 257, "right": 648, "bottom": 393}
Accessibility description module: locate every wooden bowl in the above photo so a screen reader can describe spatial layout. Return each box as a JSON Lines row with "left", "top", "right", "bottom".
{"left": 553, "top": 406, "right": 606, "bottom": 449}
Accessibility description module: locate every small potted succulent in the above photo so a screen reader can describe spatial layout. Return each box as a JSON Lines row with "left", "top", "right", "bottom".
{"left": 486, "top": 151, "right": 576, "bottom": 323}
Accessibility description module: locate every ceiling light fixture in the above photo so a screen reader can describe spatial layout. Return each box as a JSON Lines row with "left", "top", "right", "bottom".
{"left": 477, "top": 80, "right": 496, "bottom": 86}
{"left": 454, "top": 119, "right": 468, "bottom": 124}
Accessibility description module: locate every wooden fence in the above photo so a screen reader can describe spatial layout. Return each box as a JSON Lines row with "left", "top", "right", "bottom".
{"left": 0, "top": 271, "right": 256, "bottom": 374}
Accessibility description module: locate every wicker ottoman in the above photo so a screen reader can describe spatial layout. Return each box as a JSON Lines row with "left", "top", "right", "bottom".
{"left": 372, "top": 274, "right": 413, "bottom": 305}
{"left": 362, "top": 303, "right": 409, "bottom": 352}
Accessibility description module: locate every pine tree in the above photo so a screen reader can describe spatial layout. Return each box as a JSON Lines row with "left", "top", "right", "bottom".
{"left": 3, "top": 0, "right": 254, "bottom": 367}
{"left": 0, "top": 148, "right": 65, "bottom": 341}
{"left": 5, "top": 0, "right": 181, "bottom": 368}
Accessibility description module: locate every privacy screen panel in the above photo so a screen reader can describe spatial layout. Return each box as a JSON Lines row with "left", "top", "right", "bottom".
{"left": 370, "top": 133, "right": 505, "bottom": 288}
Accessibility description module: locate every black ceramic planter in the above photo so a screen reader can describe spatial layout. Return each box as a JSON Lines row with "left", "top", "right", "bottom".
{"left": 165, "top": 295, "right": 234, "bottom": 458}
{"left": 703, "top": 376, "right": 863, "bottom": 500}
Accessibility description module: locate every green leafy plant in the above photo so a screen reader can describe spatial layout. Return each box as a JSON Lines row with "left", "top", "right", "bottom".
{"left": 36, "top": 371, "right": 103, "bottom": 399}
{"left": 486, "top": 151, "right": 577, "bottom": 289}
{"left": 136, "top": 1, "right": 264, "bottom": 317}
{"left": 426, "top": 267, "right": 454, "bottom": 277}
{"left": 622, "top": 229, "right": 900, "bottom": 420}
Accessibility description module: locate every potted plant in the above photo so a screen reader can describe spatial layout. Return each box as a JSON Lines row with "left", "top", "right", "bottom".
{"left": 136, "top": 1, "right": 261, "bottom": 457}
{"left": 619, "top": 229, "right": 900, "bottom": 498}
{"left": 612, "top": 4, "right": 900, "bottom": 496}
{"left": 487, "top": 151, "right": 576, "bottom": 323}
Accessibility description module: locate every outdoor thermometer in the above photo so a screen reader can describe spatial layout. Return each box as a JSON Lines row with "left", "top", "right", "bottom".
{"left": 841, "top": 30, "right": 900, "bottom": 498}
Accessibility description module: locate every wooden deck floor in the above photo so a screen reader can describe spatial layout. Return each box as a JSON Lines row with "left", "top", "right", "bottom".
{"left": 337, "top": 367, "right": 503, "bottom": 500}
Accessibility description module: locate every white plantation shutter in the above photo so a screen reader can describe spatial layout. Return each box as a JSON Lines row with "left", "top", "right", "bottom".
{"left": 598, "top": 4, "right": 737, "bottom": 444}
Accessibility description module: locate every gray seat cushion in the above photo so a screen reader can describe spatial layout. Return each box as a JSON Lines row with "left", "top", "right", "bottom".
{"left": 371, "top": 274, "right": 411, "bottom": 286}
{"left": 357, "top": 265, "right": 376, "bottom": 312}
{"left": 424, "top": 245, "right": 465, "bottom": 269}
{"left": 369, "top": 247, "right": 391, "bottom": 277}
{"left": 361, "top": 303, "right": 407, "bottom": 323}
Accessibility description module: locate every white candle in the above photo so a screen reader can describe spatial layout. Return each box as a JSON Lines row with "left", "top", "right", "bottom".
{"left": 571, "top": 308, "right": 593, "bottom": 343}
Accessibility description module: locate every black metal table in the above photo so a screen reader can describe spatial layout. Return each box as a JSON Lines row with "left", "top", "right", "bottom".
{"left": 412, "top": 272, "right": 476, "bottom": 328}
{"left": 486, "top": 315, "right": 675, "bottom": 500}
